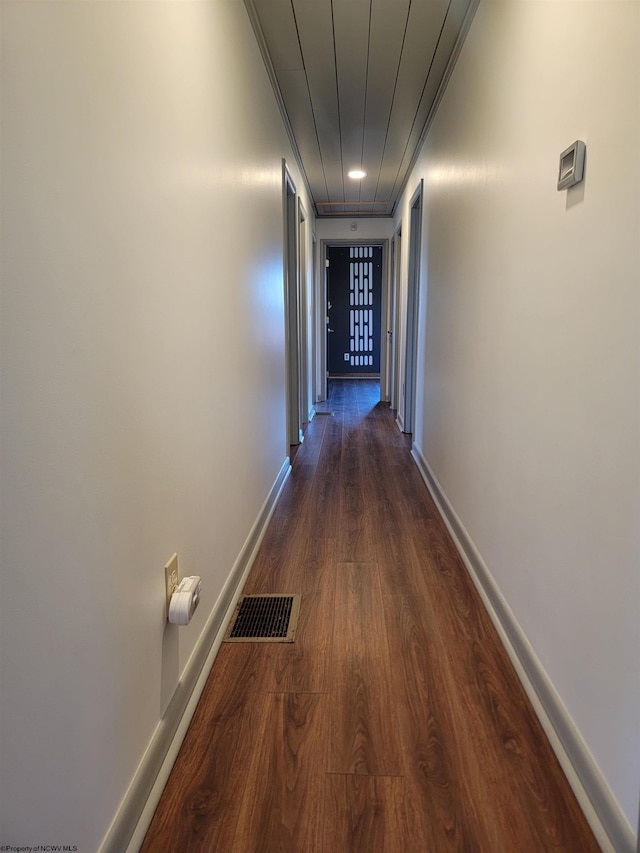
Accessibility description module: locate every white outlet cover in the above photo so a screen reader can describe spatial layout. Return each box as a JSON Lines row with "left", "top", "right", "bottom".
{"left": 165, "top": 553, "right": 179, "bottom": 618}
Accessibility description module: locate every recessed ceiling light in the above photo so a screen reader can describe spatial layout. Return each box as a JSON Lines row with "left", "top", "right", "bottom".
{"left": 348, "top": 169, "right": 366, "bottom": 180}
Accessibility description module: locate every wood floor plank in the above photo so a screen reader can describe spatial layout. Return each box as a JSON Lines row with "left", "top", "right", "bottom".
{"left": 231, "top": 693, "right": 327, "bottom": 853}
{"left": 140, "top": 645, "right": 268, "bottom": 852}
{"left": 325, "top": 774, "right": 409, "bottom": 853}
{"left": 272, "top": 463, "right": 316, "bottom": 520}
{"left": 257, "top": 589, "right": 333, "bottom": 694}
{"left": 244, "top": 535, "right": 334, "bottom": 596}
{"left": 291, "top": 411, "right": 327, "bottom": 466}
{"left": 381, "top": 579, "right": 504, "bottom": 851}
{"left": 315, "top": 416, "right": 343, "bottom": 476}
{"left": 329, "top": 562, "right": 403, "bottom": 776}
{"left": 407, "top": 517, "right": 600, "bottom": 850}
{"left": 379, "top": 490, "right": 600, "bottom": 849}
{"left": 243, "top": 515, "right": 296, "bottom": 592}
{"left": 306, "top": 472, "right": 341, "bottom": 539}
{"left": 337, "top": 485, "right": 378, "bottom": 562}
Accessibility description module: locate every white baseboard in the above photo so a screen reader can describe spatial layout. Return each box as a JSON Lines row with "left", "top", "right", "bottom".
{"left": 99, "top": 458, "right": 292, "bottom": 853}
{"left": 410, "top": 443, "right": 636, "bottom": 853}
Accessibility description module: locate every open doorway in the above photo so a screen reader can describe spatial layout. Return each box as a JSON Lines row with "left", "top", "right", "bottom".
{"left": 325, "top": 244, "right": 383, "bottom": 406}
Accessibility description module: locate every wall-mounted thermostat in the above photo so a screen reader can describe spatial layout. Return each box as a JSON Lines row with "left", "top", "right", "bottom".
{"left": 557, "top": 140, "right": 586, "bottom": 190}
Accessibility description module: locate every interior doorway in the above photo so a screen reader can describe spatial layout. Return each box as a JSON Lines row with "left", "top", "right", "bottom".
{"left": 326, "top": 245, "right": 383, "bottom": 377}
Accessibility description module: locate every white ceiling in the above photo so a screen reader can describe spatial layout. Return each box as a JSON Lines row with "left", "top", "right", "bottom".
{"left": 244, "top": 0, "right": 477, "bottom": 217}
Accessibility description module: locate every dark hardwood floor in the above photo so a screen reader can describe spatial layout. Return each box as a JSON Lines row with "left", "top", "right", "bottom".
{"left": 141, "top": 379, "right": 599, "bottom": 852}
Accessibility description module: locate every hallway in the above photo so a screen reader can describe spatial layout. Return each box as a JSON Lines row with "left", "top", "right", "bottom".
{"left": 141, "top": 380, "right": 598, "bottom": 851}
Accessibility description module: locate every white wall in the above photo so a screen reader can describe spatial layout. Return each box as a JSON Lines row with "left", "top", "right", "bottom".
{"left": 396, "top": 0, "right": 639, "bottom": 837}
{"left": 315, "top": 217, "right": 394, "bottom": 242}
{"left": 0, "top": 2, "right": 312, "bottom": 849}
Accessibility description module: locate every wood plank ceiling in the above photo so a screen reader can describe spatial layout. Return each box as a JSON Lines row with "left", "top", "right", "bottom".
{"left": 244, "top": 0, "right": 477, "bottom": 217}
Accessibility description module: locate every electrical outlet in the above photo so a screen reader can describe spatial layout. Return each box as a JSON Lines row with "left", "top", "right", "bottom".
{"left": 165, "top": 553, "right": 179, "bottom": 620}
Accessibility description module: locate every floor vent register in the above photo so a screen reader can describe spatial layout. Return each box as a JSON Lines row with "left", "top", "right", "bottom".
{"left": 223, "top": 594, "right": 301, "bottom": 643}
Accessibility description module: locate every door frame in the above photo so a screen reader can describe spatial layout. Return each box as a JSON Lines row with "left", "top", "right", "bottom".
{"left": 310, "top": 231, "right": 319, "bottom": 409}
{"left": 298, "top": 198, "right": 310, "bottom": 425}
{"left": 319, "top": 238, "right": 390, "bottom": 399}
{"left": 283, "top": 161, "right": 302, "bottom": 446}
{"left": 403, "top": 180, "right": 423, "bottom": 434}
{"left": 388, "top": 224, "right": 402, "bottom": 409}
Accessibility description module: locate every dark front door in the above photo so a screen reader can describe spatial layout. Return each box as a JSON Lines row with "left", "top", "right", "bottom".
{"left": 327, "top": 245, "right": 382, "bottom": 376}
